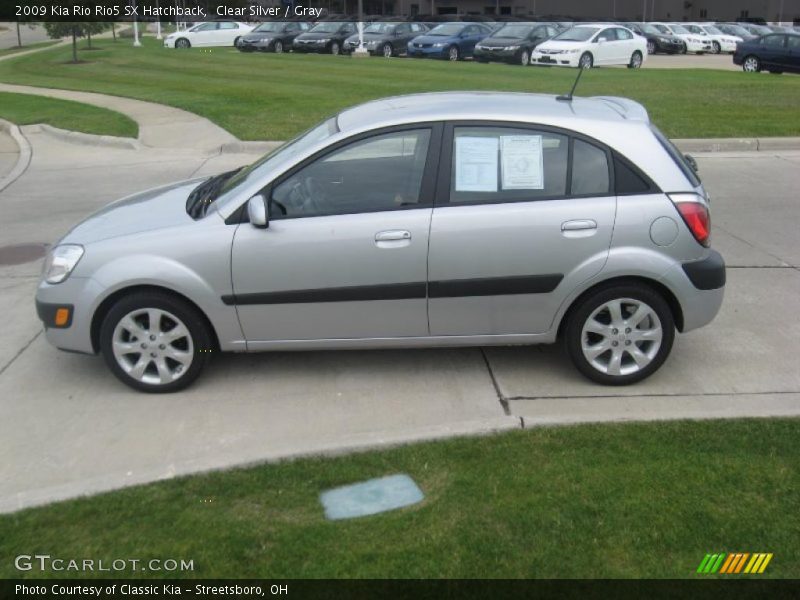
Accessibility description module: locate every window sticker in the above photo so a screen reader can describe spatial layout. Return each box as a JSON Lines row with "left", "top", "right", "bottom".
{"left": 455, "top": 136, "right": 499, "bottom": 192}
{"left": 500, "top": 135, "right": 544, "bottom": 190}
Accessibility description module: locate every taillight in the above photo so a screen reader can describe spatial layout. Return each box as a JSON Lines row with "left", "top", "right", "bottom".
{"left": 669, "top": 193, "right": 710, "bottom": 247}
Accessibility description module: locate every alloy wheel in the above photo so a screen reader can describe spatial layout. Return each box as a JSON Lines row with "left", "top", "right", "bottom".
{"left": 520, "top": 49, "right": 530, "bottom": 65}
{"left": 274, "top": 40, "right": 283, "bottom": 53}
{"left": 383, "top": 43, "right": 393, "bottom": 58}
{"left": 743, "top": 56, "right": 759, "bottom": 72}
{"left": 580, "top": 298, "right": 663, "bottom": 377}
{"left": 111, "top": 308, "right": 194, "bottom": 386}
{"left": 629, "top": 51, "right": 643, "bottom": 69}
{"left": 448, "top": 46, "right": 459, "bottom": 61}
{"left": 579, "top": 52, "right": 592, "bottom": 69}
{"left": 331, "top": 42, "right": 340, "bottom": 55}
{"left": 712, "top": 41, "right": 721, "bottom": 54}
{"left": 647, "top": 41, "right": 655, "bottom": 54}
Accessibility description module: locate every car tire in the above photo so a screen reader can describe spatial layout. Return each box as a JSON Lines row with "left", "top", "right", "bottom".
{"left": 519, "top": 49, "right": 530, "bottom": 65}
{"left": 742, "top": 55, "right": 760, "bottom": 72}
{"left": 628, "top": 50, "right": 643, "bottom": 69}
{"left": 233, "top": 37, "right": 241, "bottom": 48}
{"left": 646, "top": 40, "right": 655, "bottom": 54}
{"left": 578, "top": 52, "right": 593, "bottom": 69}
{"left": 330, "top": 41, "right": 341, "bottom": 55}
{"left": 565, "top": 283, "right": 675, "bottom": 386}
{"left": 447, "top": 45, "right": 460, "bottom": 61}
{"left": 680, "top": 44, "right": 687, "bottom": 54}
{"left": 712, "top": 41, "right": 721, "bottom": 54}
{"left": 382, "top": 43, "right": 393, "bottom": 58}
{"left": 274, "top": 40, "right": 284, "bottom": 53}
{"left": 99, "top": 291, "right": 213, "bottom": 393}
{"left": 175, "top": 38, "right": 191, "bottom": 49}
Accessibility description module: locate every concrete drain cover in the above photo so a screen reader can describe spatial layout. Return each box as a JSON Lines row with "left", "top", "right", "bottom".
{"left": 321, "top": 474, "right": 424, "bottom": 520}
{"left": 0, "top": 243, "right": 49, "bottom": 266}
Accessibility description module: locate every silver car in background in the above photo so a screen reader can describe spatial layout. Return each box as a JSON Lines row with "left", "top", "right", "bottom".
{"left": 36, "top": 92, "right": 725, "bottom": 392}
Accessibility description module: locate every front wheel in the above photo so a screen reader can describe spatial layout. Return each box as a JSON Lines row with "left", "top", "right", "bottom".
{"left": 274, "top": 40, "right": 284, "bottom": 53}
{"left": 742, "top": 55, "right": 760, "bottom": 72}
{"left": 712, "top": 41, "right": 721, "bottom": 54}
{"left": 175, "top": 38, "right": 191, "bottom": 49}
{"left": 447, "top": 45, "right": 460, "bottom": 61}
{"left": 519, "top": 49, "right": 530, "bottom": 65}
{"left": 628, "top": 50, "right": 643, "bottom": 69}
{"left": 382, "top": 42, "right": 393, "bottom": 58}
{"left": 646, "top": 40, "right": 655, "bottom": 54}
{"left": 100, "top": 291, "right": 213, "bottom": 393}
{"left": 330, "top": 41, "right": 340, "bottom": 55}
{"left": 233, "top": 37, "right": 241, "bottom": 48}
{"left": 578, "top": 52, "right": 593, "bottom": 69}
{"left": 565, "top": 284, "right": 675, "bottom": 385}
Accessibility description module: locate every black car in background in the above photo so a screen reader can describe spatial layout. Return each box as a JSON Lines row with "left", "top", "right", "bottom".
{"left": 293, "top": 21, "right": 357, "bottom": 55}
{"left": 237, "top": 21, "right": 312, "bottom": 53}
{"left": 625, "top": 22, "right": 685, "bottom": 54}
{"left": 473, "top": 22, "right": 561, "bottom": 65}
{"left": 737, "top": 22, "right": 773, "bottom": 37}
{"left": 715, "top": 23, "right": 757, "bottom": 41}
{"left": 734, "top": 33, "right": 800, "bottom": 74}
{"left": 343, "top": 21, "right": 429, "bottom": 56}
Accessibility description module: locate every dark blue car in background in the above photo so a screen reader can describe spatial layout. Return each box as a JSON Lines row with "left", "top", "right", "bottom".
{"left": 734, "top": 33, "right": 800, "bottom": 74}
{"left": 407, "top": 22, "right": 493, "bottom": 61}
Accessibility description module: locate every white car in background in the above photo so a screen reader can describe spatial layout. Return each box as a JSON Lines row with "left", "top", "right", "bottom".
{"left": 650, "top": 23, "right": 711, "bottom": 54}
{"left": 164, "top": 21, "right": 254, "bottom": 49}
{"left": 531, "top": 24, "right": 647, "bottom": 68}
{"left": 683, "top": 23, "right": 742, "bottom": 53}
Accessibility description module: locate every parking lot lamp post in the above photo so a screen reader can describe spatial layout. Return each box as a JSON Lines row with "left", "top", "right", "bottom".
{"left": 642, "top": 0, "right": 646, "bottom": 22}
{"left": 155, "top": 0, "right": 162, "bottom": 39}
{"left": 354, "top": 0, "right": 368, "bottom": 55}
{"left": 132, "top": 0, "right": 141, "bottom": 47}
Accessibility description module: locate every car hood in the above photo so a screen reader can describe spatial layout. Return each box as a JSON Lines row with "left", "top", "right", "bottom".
{"left": 242, "top": 32, "right": 279, "bottom": 40}
{"left": 479, "top": 36, "right": 530, "bottom": 45}
{"left": 60, "top": 179, "right": 202, "bottom": 245}
{"left": 536, "top": 39, "right": 586, "bottom": 50}
{"left": 345, "top": 32, "right": 389, "bottom": 43}
{"left": 296, "top": 32, "right": 342, "bottom": 40}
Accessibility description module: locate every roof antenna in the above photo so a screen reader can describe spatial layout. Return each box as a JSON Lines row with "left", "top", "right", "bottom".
{"left": 556, "top": 65, "right": 586, "bottom": 102}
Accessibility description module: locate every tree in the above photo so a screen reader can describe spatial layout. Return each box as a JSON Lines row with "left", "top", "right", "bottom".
{"left": 43, "top": 22, "right": 87, "bottom": 63}
{"left": 85, "top": 22, "right": 108, "bottom": 49}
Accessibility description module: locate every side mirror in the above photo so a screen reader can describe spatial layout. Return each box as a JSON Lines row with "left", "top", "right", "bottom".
{"left": 597, "top": 37, "right": 607, "bottom": 43}
{"left": 247, "top": 194, "right": 269, "bottom": 228}
{"left": 684, "top": 153, "right": 699, "bottom": 173}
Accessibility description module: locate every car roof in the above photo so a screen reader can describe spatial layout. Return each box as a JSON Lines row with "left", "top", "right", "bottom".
{"left": 336, "top": 92, "right": 649, "bottom": 133}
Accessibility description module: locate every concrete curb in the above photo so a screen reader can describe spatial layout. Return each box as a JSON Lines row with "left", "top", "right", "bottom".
{"left": 23, "top": 123, "right": 142, "bottom": 150}
{"left": 0, "top": 119, "right": 32, "bottom": 194}
{"left": 0, "top": 415, "right": 520, "bottom": 514}
{"left": 674, "top": 137, "right": 800, "bottom": 153}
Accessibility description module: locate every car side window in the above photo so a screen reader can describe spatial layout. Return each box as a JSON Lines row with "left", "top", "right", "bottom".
{"left": 762, "top": 35, "right": 786, "bottom": 47}
{"left": 271, "top": 129, "right": 432, "bottom": 218}
{"left": 788, "top": 36, "right": 800, "bottom": 49}
{"left": 616, "top": 28, "right": 633, "bottom": 40}
{"left": 411, "top": 23, "right": 424, "bottom": 32}
{"left": 571, "top": 140, "right": 610, "bottom": 196}
{"left": 219, "top": 22, "right": 237, "bottom": 30}
{"left": 195, "top": 23, "right": 215, "bottom": 32}
{"left": 449, "top": 127, "right": 568, "bottom": 204}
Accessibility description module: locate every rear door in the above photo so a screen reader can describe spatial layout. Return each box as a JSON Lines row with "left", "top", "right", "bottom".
{"left": 427, "top": 123, "right": 617, "bottom": 336}
{"left": 787, "top": 35, "right": 800, "bottom": 71}
{"left": 759, "top": 34, "right": 787, "bottom": 68}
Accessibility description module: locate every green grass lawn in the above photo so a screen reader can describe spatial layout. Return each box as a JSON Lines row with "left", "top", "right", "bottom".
{"left": 1, "top": 418, "right": 797, "bottom": 579}
{"left": 0, "top": 40, "right": 60, "bottom": 58}
{"left": 0, "top": 91, "right": 138, "bottom": 138}
{"left": 0, "top": 37, "right": 798, "bottom": 141}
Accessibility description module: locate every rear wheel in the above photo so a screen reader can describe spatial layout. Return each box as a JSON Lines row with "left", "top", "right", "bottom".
{"left": 330, "top": 41, "right": 341, "bottom": 55}
{"left": 233, "top": 36, "right": 241, "bottom": 48}
{"left": 519, "top": 48, "right": 530, "bottom": 65}
{"left": 742, "top": 55, "right": 760, "bottom": 72}
{"left": 712, "top": 41, "right": 721, "bottom": 54}
{"left": 578, "top": 51, "right": 593, "bottom": 69}
{"left": 565, "top": 283, "right": 675, "bottom": 385}
{"left": 447, "top": 45, "right": 460, "bottom": 61}
{"left": 274, "top": 40, "right": 284, "bottom": 53}
{"left": 628, "top": 50, "right": 643, "bottom": 69}
{"left": 382, "top": 42, "right": 393, "bottom": 57}
{"left": 646, "top": 40, "right": 656, "bottom": 54}
{"left": 680, "top": 43, "right": 687, "bottom": 54}
{"left": 100, "top": 292, "right": 213, "bottom": 393}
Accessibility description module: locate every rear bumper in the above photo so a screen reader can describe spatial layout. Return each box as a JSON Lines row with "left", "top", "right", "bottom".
{"left": 668, "top": 250, "right": 726, "bottom": 333}
{"left": 682, "top": 249, "right": 726, "bottom": 291}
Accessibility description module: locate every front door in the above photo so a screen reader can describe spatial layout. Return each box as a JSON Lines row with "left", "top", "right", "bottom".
{"left": 427, "top": 124, "right": 617, "bottom": 336}
{"left": 230, "top": 126, "right": 440, "bottom": 344}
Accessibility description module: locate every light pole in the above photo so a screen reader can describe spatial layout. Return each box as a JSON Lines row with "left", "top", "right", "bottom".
{"left": 155, "top": 0, "right": 162, "bottom": 39}
{"left": 132, "top": 0, "right": 141, "bottom": 47}
{"left": 642, "top": 0, "right": 646, "bottom": 22}
{"left": 354, "top": 0, "right": 368, "bottom": 56}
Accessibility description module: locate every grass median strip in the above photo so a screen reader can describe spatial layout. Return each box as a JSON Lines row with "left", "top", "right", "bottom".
{"left": 1, "top": 418, "right": 797, "bottom": 578}
{"left": 0, "top": 38, "right": 799, "bottom": 141}
{"left": 0, "top": 91, "right": 138, "bottom": 138}
{"left": 0, "top": 41, "right": 60, "bottom": 58}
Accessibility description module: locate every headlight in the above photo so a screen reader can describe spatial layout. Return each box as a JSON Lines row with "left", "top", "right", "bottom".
{"left": 504, "top": 45, "right": 520, "bottom": 51}
{"left": 317, "top": 38, "right": 330, "bottom": 43}
{"left": 42, "top": 245, "right": 84, "bottom": 284}
{"left": 433, "top": 42, "right": 446, "bottom": 47}
{"left": 475, "top": 44, "right": 485, "bottom": 50}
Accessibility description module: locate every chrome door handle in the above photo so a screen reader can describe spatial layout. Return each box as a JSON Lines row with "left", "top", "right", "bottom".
{"left": 375, "top": 230, "right": 411, "bottom": 242}
{"left": 561, "top": 219, "right": 597, "bottom": 231}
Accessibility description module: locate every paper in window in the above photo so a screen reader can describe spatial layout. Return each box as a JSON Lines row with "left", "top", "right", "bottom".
{"left": 500, "top": 135, "right": 544, "bottom": 190}
{"left": 454, "top": 136, "right": 499, "bottom": 192}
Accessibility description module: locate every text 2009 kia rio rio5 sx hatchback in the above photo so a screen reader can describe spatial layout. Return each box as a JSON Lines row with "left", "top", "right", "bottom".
{"left": 36, "top": 93, "right": 725, "bottom": 393}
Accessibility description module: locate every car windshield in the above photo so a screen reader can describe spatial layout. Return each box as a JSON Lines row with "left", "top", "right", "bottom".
{"left": 213, "top": 117, "right": 339, "bottom": 212}
{"left": 720, "top": 24, "right": 748, "bottom": 36}
{"left": 253, "top": 22, "right": 283, "bottom": 33}
{"left": 670, "top": 24, "right": 690, "bottom": 34}
{"left": 703, "top": 25, "right": 724, "bottom": 35}
{"left": 364, "top": 22, "right": 395, "bottom": 33}
{"left": 554, "top": 27, "right": 600, "bottom": 41}
{"left": 429, "top": 24, "right": 465, "bottom": 36}
{"left": 310, "top": 22, "right": 341, "bottom": 33}
{"left": 642, "top": 25, "right": 662, "bottom": 35}
{"left": 494, "top": 25, "right": 534, "bottom": 39}
{"left": 685, "top": 25, "right": 704, "bottom": 34}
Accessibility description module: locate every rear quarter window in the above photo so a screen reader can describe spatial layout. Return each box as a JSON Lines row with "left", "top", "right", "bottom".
{"left": 650, "top": 125, "right": 701, "bottom": 187}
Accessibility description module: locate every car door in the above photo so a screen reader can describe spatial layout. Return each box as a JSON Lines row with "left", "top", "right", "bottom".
{"left": 462, "top": 25, "right": 484, "bottom": 54}
{"left": 191, "top": 22, "right": 217, "bottom": 46}
{"left": 759, "top": 34, "right": 787, "bottom": 68}
{"left": 787, "top": 35, "right": 800, "bottom": 71}
{"left": 594, "top": 27, "right": 617, "bottom": 64}
{"left": 427, "top": 123, "right": 616, "bottom": 336}
{"left": 217, "top": 22, "right": 240, "bottom": 46}
{"left": 230, "top": 125, "right": 442, "bottom": 344}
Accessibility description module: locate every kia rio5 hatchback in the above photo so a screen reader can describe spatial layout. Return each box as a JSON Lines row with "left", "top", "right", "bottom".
{"left": 36, "top": 93, "right": 725, "bottom": 393}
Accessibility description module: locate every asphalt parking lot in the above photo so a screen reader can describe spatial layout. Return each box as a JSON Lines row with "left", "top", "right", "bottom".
{"left": 1, "top": 125, "right": 798, "bottom": 513}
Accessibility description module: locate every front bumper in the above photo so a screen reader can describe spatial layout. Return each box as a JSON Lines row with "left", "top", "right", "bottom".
{"left": 474, "top": 47, "right": 519, "bottom": 62}
{"left": 531, "top": 52, "right": 579, "bottom": 67}
{"left": 163, "top": 38, "right": 176, "bottom": 48}
{"left": 718, "top": 40, "right": 738, "bottom": 52}
{"left": 35, "top": 276, "right": 105, "bottom": 355}
{"left": 292, "top": 41, "right": 330, "bottom": 53}
{"left": 407, "top": 45, "right": 448, "bottom": 58}
{"left": 685, "top": 40, "right": 713, "bottom": 53}
{"left": 238, "top": 39, "right": 272, "bottom": 51}
{"left": 655, "top": 39, "right": 684, "bottom": 53}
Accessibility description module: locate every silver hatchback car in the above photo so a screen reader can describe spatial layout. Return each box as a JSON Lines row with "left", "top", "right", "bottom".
{"left": 36, "top": 92, "right": 725, "bottom": 392}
